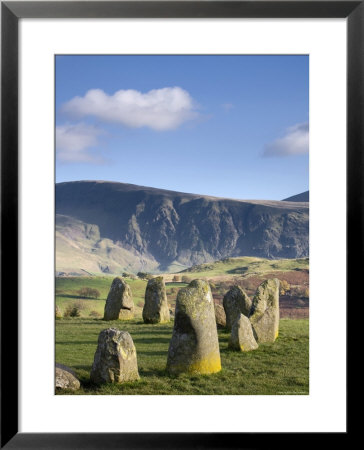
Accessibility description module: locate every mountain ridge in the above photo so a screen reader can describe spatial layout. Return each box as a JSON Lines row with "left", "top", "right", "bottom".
{"left": 282, "top": 191, "right": 309, "bottom": 202}
{"left": 56, "top": 181, "right": 309, "bottom": 275}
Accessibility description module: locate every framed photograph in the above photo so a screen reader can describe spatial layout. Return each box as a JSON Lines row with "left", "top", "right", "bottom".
{"left": 1, "top": 1, "right": 356, "bottom": 447}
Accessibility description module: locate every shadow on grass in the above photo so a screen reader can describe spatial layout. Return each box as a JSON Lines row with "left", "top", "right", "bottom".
{"left": 73, "top": 364, "right": 92, "bottom": 371}
{"left": 76, "top": 368, "right": 170, "bottom": 392}
{"left": 77, "top": 378, "right": 103, "bottom": 391}
{"left": 56, "top": 341, "right": 98, "bottom": 345}
{"left": 227, "top": 266, "right": 249, "bottom": 274}
{"left": 220, "top": 346, "right": 236, "bottom": 355}
{"left": 57, "top": 294, "right": 103, "bottom": 300}
{"left": 130, "top": 329, "right": 173, "bottom": 336}
{"left": 137, "top": 350, "right": 167, "bottom": 357}
{"left": 139, "top": 367, "right": 168, "bottom": 378}
{"left": 217, "top": 334, "right": 230, "bottom": 345}
{"left": 133, "top": 337, "right": 171, "bottom": 345}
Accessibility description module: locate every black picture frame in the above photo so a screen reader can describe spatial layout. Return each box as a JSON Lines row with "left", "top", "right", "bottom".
{"left": 1, "top": 1, "right": 356, "bottom": 448}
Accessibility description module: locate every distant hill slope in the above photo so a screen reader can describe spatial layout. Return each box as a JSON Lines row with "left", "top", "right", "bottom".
{"left": 56, "top": 181, "right": 309, "bottom": 274}
{"left": 180, "top": 256, "right": 309, "bottom": 277}
{"left": 56, "top": 214, "right": 158, "bottom": 275}
{"left": 282, "top": 191, "right": 309, "bottom": 202}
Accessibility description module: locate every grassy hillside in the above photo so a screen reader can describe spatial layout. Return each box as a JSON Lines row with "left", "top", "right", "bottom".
{"left": 56, "top": 254, "right": 309, "bottom": 320}
{"left": 178, "top": 256, "right": 309, "bottom": 279}
{"left": 56, "top": 214, "right": 159, "bottom": 275}
{"left": 56, "top": 318, "right": 309, "bottom": 395}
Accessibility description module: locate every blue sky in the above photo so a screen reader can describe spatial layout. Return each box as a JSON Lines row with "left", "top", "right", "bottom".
{"left": 56, "top": 55, "right": 308, "bottom": 200}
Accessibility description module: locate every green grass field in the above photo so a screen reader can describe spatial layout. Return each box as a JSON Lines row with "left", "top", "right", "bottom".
{"left": 56, "top": 276, "right": 191, "bottom": 318}
{"left": 56, "top": 276, "right": 148, "bottom": 317}
{"left": 55, "top": 260, "right": 309, "bottom": 395}
{"left": 56, "top": 318, "right": 309, "bottom": 395}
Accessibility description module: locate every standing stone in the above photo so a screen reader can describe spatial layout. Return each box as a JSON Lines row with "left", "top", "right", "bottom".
{"left": 214, "top": 303, "right": 226, "bottom": 328}
{"left": 104, "top": 277, "right": 134, "bottom": 321}
{"left": 55, "top": 363, "right": 80, "bottom": 391}
{"left": 166, "top": 279, "right": 221, "bottom": 375}
{"left": 90, "top": 328, "right": 140, "bottom": 384}
{"left": 223, "top": 286, "right": 252, "bottom": 331}
{"left": 228, "top": 314, "right": 258, "bottom": 352}
{"left": 249, "top": 278, "right": 280, "bottom": 343}
{"left": 142, "top": 276, "right": 170, "bottom": 324}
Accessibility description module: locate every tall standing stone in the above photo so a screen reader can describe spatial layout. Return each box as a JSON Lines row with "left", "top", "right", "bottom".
{"left": 90, "top": 328, "right": 140, "bottom": 384}
{"left": 228, "top": 314, "right": 258, "bottom": 352}
{"left": 103, "top": 277, "right": 134, "bottom": 321}
{"left": 249, "top": 278, "right": 280, "bottom": 343}
{"left": 223, "top": 286, "right": 252, "bottom": 331}
{"left": 166, "top": 279, "right": 221, "bottom": 375}
{"left": 142, "top": 276, "right": 170, "bottom": 324}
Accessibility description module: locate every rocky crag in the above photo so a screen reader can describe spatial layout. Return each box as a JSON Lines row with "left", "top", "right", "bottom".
{"left": 56, "top": 181, "right": 309, "bottom": 274}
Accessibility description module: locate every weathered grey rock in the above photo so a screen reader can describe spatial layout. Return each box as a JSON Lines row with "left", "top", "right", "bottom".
{"left": 55, "top": 363, "right": 80, "bottom": 391}
{"left": 214, "top": 303, "right": 226, "bottom": 328}
{"left": 223, "top": 286, "right": 252, "bottom": 330}
{"left": 249, "top": 278, "right": 280, "bottom": 343}
{"left": 166, "top": 279, "right": 221, "bottom": 375}
{"left": 90, "top": 328, "right": 140, "bottom": 384}
{"left": 104, "top": 277, "right": 134, "bottom": 321}
{"left": 229, "top": 314, "right": 258, "bottom": 352}
{"left": 142, "top": 276, "right": 170, "bottom": 324}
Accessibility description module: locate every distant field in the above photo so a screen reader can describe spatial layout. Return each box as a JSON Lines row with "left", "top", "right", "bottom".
{"left": 55, "top": 276, "right": 190, "bottom": 318}
{"left": 177, "top": 256, "right": 309, "bottom": 279}
{"left": 56, "top": 318, "right": 309, "bottom": 395}
{"left": 56, "top": 276, "right": 146, "bottom": 318}
{"left": 170, "top": 257, "right": 309, "bottom": 319}
{"left": 56, "top": 255, "right": 309, "bottom": 320}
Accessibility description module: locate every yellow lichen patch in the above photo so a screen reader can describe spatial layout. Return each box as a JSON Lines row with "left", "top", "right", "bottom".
{"left": 185, "top": 353, "right": 221, "bottom": 375}
{"left": 240, "top": 345, "right": 245, "bottom": 351}
{"left": 274, "top": 330, "right": 279, "bottom": 340}
{"left": 118, "top": 347, "right": 128, "bottom": 359}
{"left": 167, "top": 353, "right": 221, "bottom": 375}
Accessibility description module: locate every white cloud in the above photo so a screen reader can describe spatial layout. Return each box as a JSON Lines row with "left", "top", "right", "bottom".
{"left": 61, "top": 87, "right": 199, "bottom": 131}
{"left": 56, "top": 123, "right": 104, "bottom": 163}
{"left": 263, "top": 122, "right": 309, "bottom": 157}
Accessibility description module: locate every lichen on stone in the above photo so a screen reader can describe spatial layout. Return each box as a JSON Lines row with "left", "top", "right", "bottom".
{"left": 166, "top": 279, "right": 221, "bottom": 375}
{"left": 249, "top": 278, "right": 280, "bottom": 343}
{"left": 90, "top": 328, "right": 140, "bottom": 384}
